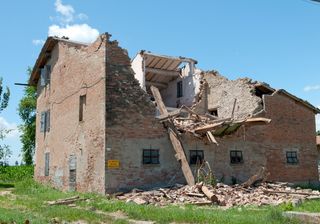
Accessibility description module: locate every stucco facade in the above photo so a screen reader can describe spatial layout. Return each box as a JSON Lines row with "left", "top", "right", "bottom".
{"left": 31, "top": 33, "right": 320, "bottom": 194}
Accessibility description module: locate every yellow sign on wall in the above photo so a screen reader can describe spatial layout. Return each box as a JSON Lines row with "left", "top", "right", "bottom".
{"left": 107, "top": 160, "right": 120, "bottom": 168}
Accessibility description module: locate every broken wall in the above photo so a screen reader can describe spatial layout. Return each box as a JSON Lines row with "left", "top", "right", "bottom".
{"left": 34, "top": 36, "right": 107, "bottom": 194}
{"left": 194, "top": 71, "right": 263, "bottom": 118}
{"left": 105, "top": 38, "right": 184, "bottom": 193}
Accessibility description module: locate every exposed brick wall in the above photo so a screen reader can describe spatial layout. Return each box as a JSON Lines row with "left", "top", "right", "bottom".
{"left": 104, "top": 37, "right": 184, "bottom": 193}
{"left": 261, "top": 92, "right": 318, "bottom": 183}
{"left": 34, "top": 36, "right": 107, "bottom": 194}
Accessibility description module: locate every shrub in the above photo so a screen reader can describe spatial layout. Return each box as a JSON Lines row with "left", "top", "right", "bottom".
{"left": 0, "top": 165, "right": 34, "bottom": 182}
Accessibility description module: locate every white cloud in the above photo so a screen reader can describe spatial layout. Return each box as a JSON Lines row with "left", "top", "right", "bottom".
{"left": 77, "top": 13, "right": 88, "bottom": 21}
{"left": 55, "top": 0, "right": 75, "bottom": 24}
{"left": 0, "top": 117, "right": 21, "bottom": 139}
{"left": 303, "top": 85, "right": 320, "bottom": 92}
{"left": 32, "top": 39, "right": 45, "bottom": 46}
{"left": 48, "top": 24, "right": 99, "bottom": 43}
{"left": 46, "top": 0, "right": 99, "bottom": 43}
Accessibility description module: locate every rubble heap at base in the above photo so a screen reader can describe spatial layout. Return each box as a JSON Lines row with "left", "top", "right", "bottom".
{"left": 117, "top": 182, "right": 320, "bottom": 208}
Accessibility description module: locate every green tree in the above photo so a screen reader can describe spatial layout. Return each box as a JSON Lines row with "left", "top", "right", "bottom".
{"left": 18, "top": 68, "right": 36, "bottom": 165}
{"left": 0, "top": 77, "right": 11, "bottom": 165}
{"left": 317, "top": 130, "right": 320, "bottom": 136}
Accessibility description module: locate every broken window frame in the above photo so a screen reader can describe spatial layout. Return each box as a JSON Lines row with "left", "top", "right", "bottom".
{"left": 177, "top": 81, "right": 183, "bottom": 98}
{"left": 230, "top": 150, "right": 243, "bottom": 164}
{"left": 189, "top": 150, "right": 204, "bottom": 165}
{"left": 286, "top": 151, "right": 298, "bottom": 165}
{"left": 142, "top": 149, "right": 160, "bottom": 165}
{"left": 79, "top": 94, "right": 86, "bottom": 122}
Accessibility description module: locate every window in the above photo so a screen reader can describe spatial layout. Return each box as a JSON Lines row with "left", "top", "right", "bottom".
{"left": 189, "top": 150, "right": 204, "bottom": 165}
{"left": 40, "top": 112, "right": 46, "bottom": 132}
{"left": 40, "top": 110, "right": 50, "bottom": 133}
{"left": 79, "top": 95, "right": 86, "bottom": 121}
{"left": 40, "top": 65, "right": 51, "bottom": 87}
{"left": 143, "top": 149, "right": 159, "bottom": 164}
{"left": 45, "top": 152, "right": 50, "bottom": 176}
{"left": 209, "top": 109, "right": 218, "bottom": 117}
{"left": 177, "top": 81, "right": 183, "bottom": 98}
{"left": 286, "top": 151, "right": 298, "bottom": 164}
{"left": 46, "top": 110, "right": 50, "bottom": 132}
{"left": 230, "top": 150, "right": 243, "bottom": 164}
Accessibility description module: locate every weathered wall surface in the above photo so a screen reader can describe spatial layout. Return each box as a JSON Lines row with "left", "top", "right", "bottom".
{"left": 105, "top": 38, "right": 184, "bottom": 193}
{"left": 34, "top": 36, "right": 106, "bottom": 194}
{"left": 194, "top": 71, "right": 263, "bottom": 118}
{"left": 181, "top": 132, "right": 267, "bottom": 184}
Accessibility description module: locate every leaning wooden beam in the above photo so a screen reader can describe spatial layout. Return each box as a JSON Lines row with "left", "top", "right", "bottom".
{"left": 145, "top": 67, "right": 180, "bottom": 77}
{"left": 168, "top": 128, "right": 195, "bottom": 186}
{"left": 150, "top": 85, "right": 195, "bottom": 186}
{"left": 150, "top": 86, "right": 168, "bottom": 116}
{"left": 146, "top": 81, "right": 168, "bottom": 89}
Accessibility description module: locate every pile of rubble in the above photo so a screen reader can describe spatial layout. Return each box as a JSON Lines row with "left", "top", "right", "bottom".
{"left": 116, "top": 182, "right": 320, "bottom": 208}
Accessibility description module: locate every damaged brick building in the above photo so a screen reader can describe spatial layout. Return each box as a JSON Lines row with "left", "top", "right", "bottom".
{"left": 30, "top": 33, "right": 320, "bottom": 194}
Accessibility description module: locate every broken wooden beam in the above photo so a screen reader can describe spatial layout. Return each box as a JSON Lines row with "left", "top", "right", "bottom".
{"left": 169, "top": 128, "right": 195, "bottom": 186}
{"left": 242, "top": 167, "right": 268, "bottom": 188}
{"left": 196, "top": 184, "right": 218, "bottom": 203}
{"left": 150, "top": 85, "right": 195, "bottom": 186}
{"left": 47, "top": 196, "right": 84, "bottom": 206}
{"left": 206, "top": 131, "right": 218, "bottom": 145}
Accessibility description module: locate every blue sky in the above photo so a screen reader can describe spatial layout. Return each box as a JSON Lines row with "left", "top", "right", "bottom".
{"left": 0, "top": 0, "right": 320, "bottom": 164}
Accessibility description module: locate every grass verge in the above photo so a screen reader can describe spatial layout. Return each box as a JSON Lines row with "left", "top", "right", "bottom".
{"left": 0, "top": 178, "right": 304, "bottom": 223}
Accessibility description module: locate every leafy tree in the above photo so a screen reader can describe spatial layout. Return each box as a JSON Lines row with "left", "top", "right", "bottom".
{"left": 0, "top": 77, "right": 11, "bottom": 165}
{"left": 317, "top": 130, "right": 320, "bottom": 136}
{"left": 18, "top": 68, "right": 36, "bottom": 165}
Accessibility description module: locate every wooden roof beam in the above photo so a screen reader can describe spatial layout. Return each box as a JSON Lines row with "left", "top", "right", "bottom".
{"left": 145, "top": 67, "right": 180, "bottom": 77}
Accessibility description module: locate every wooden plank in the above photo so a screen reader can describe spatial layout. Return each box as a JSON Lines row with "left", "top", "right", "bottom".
{"left": 244, "top": 117, "right": 271, "bottom": 124}
{"left": 150, "top": 86, "right": 168, "bottom": 116}
{"left": 193, "top": 121, "right": 225, "bottom": 134}
{"left": 168, "top": 128, "right": 195, "bottom": 186}
{"left": 206, "top": 131, "right": 218, "bottom": 145}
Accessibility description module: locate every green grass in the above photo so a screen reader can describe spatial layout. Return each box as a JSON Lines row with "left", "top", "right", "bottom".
{"left": 0, "top": 166, "right": 313, "bottom": 223}
{"left": 291, "top": 200, "right": 320, "bottom": 213}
